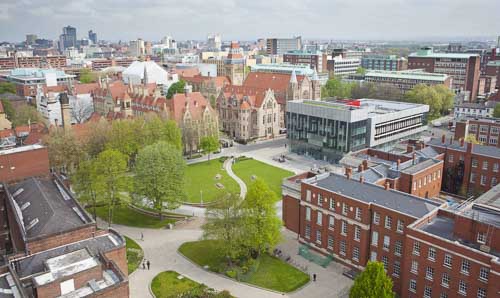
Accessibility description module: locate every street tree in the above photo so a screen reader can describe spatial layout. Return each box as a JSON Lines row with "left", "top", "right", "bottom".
{"left": 464, "top": 134, "right": 482, "bottom": 145}
{"left": 350, "top": 261, "right": 395, "bottom": 298}
{"left": 83, "top": 119, "right": 111, "bottom": 157}
{"left": 70, "top": 98, "right": 94, "bottom": 123}
{"left": 134, "top": 141, "right": 186, "bottom": 219}
{"left": 72, "top": 159, "right": 101, "bottom": 220}
{"left": 203, "top": 193, "right": 246, "bottom": 263}
{"left": 94, "top": 149, "right": 129, "bottom": 227}
{"left": 142, "top": 115, "right": 182, "bottom": 150}
{"left": 200, "top": 135, "right": 219, "bottom": 161}
{"left": 242, "top": 179, "right": 282, "bottom": 257}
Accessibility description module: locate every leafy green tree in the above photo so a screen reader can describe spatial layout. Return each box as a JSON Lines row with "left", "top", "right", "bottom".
{"left": 0, "top": 82, "right": 15, "bottom": 94}
{"left": 44, "top": 128, "right": 82, "bottom": 174}
{"left": 106, "top": 119, "right": 142, "bottom": 161}
{"left": 94, "top": 149, "right": 129, "bottom": 227}
{"left": 203, "top": 193, "right": 246, "bottom": 263}
{"left": 321, "top": 78, "right": 353, "bottom": 99}
{"left": 350, "top": 261, "right": 395, "bottom": 298}
{"left": 209, "top": 95, "right": 216, "bottom": 107}
{"left": 242, "top": 179, "right": 282, "bottom": 257}
{"left": 134, "top": 141, "right": 186, "bottom": 219}
{"left": 356, "top": 67, "right": 366, "bottom": 75}
{"left": 404, "top": 84, "right": 454, "bottom": 120}
{"left": 79, "top": 68, "right": 97, "bottom": 83}
{"left": 1, "top": 99, "right": 15, "bottom": 120}
{"left": 493, "top": 103, "right": 500, "bottom": 118}
{"left": 351, "top": 82, "right": 377, "bottom": 99}
{"left": 166, "top": 80, "right": 186, "bottom": 99}
{"left": 200, "top": 135, "right": 219, "bottom": 161}
{"left": 464, "top": 134, "right": 482, "bottom": 145}
{"left": 12, "top": 105, "right": 44, "bottom": 127}
{"left": 83, "top": 119, "right": 111, "bottom": 157}
{"left": 72, "top": 159, "right": 101, "bottom": 220}
{"left": 142, "top": 115, "right": 182, "bottom": 150}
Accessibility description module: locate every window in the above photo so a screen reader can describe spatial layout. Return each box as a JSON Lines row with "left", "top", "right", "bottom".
{"left": 470, "top": 173, "right": 476, "bottom": 183}
{"left": 316, "top": 230, "right": 322, "bottom": 244}
{"left": 382, "top": 256, "right": 388, "bottom": 270}
{"left": 482, "top": 161, "right": 488, "bottom": 170}
{"left": 355, "top": 207, "right": 362, "bottom": 220}
{"left": 305, "top": 224, "right": 311, "bottom": 239}
{"left": 397, "top": 220, "right": 404, "bottom": 233}
{"left": 480, "top": 175, "right": 487, "bottom": 186}
{"left": 327, "top": 235, "right": 334, "bottom": 249}
{"left": 413, "top": 241, "right": 421, "bottom": 255}
{"left": 342, "top": 203, "right": 348, "bottom": 215}
{"left": 426, "top": 266, "right": 434, "bottom": 281}
{"left": 442, "top": 272, "right": 450, "bottom": 288}
{"left": 428, "top": 247, "right": 436, "bottom": 261}
{"left": 385, "top": 216, "right": 392, "bottom": 229}
{"left": 329, "top": 198, "right": 335, "bottom": 210}
{"left": 370, "top": 251, "right": 377, "bottom": 261}
{"left": 458, "top": 280, "right": 467, "bottom": 296}
{"left": 354, "top": 226, "right": 361, "bottom": 241}
{"left": 328, "top": 216, "right": 334, "bottom": 229}
{"left": 393, "top": 261, "right": 400, "bottom": 277}
{"left": 440, "top": 293, "right": 448, "bottom": 298}
{"left": 413, "top": 181, "right": 416, "bottom": 190}
{"left": 494, "top": 163, "right": 499, "bottom": 172}
{"left": 479, "top": 267, "right": 489, "bottom": 282}
{"left": 317, "top": 193, "right": 323, "bottom": 206}
{"left": 444, "top": 254, "right": 452, "bottom": 268}
{"left": 477, "top": 232, "right": 486, "bottom": 244}
{"left": 438, "top": 169, "right": 441, "bottom": 178}
{"left": 411, "top": 260, "right": 418, "bottom": 274}
{"left": 341, "top": 221, "right": 348, "bottom": 235}
{"left": 373, "top": 212, "right": 380, "bottom": 224}
{"left": 353, "top": 246, "right": 359, "bottom": 261}
{"left": 394, "top": 240, "right": 402, "bottom": 256}
{"left": 306, "top": 190, "right": 311, "bottom": 201}
{"left": 472, "top": 159, "right": 478, "bottom": 168}
{"left": 340, "top": 240, "right": 346, "bottom": 256}
{"left": 461, "top": 259, "right": 470, "bottom": 275}
{"left": 409, "top": 279, "right": 417, "bottom": 293}
{"left": 383, "top": 235, "right": 390, "bottom": 250}
{"left": 306, "top": 207, "right": 311, "bottom": 221}
{"left": 449, "top": 154, "right": 454, "bottom": 162}
{"left": 424, "top": 286, "right": 432, "bottom": 298}
{"left": 371, "top": 231, "right": 378, "bottom": 246}
{"left": 317, "top": 211, "right": 323, "bottom": 226}
{"left": 492, "top": 177, "right": 498, "bottom": 187}
{"left": 477, "top": 288, "right": 487, "bottom": 298}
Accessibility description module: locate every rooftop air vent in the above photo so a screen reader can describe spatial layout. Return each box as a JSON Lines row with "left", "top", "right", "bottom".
{"left": 26, "top": 218, "right": 39, "bottom": 231}
{"left": 12, "top": 188, "right": 24, "bottom": 198}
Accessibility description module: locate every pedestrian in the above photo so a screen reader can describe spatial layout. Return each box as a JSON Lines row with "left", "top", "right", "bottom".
{"left": 142, "top": 260, "right": 146, "bottom": 270}
{"left": 141, "top": 232, "right": 144, "bottom": 241}
{"left": 147, "top": 260, "right": 151, "bottom": 270}
{"left": 313, "top": 273, "right": 316, "bottom": 282}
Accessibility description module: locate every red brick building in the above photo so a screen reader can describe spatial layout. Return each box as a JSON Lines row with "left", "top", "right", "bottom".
{"left": 427, "top": 136, "right": 500, "bottom": 195}
{"left": 485, "top": 60, "right": 500, "bottom": 89}
{"left": 282, "top": 171, "right": 443, "bottom": 294}
{"left": 0, "top": 56, "right": 67, "bottom": 70}
{"left": 454, "top": 117, "right": 500, "bottom": 148}
{"left": 0, "top": 145, "right": 50, "bottom": 183}
{"left": 0, "top": 174, "right": 129, "bottom": 297}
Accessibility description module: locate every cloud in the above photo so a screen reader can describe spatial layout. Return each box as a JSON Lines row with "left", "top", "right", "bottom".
{"left": 0, "top": 0, "right": 498, "bottom": 42}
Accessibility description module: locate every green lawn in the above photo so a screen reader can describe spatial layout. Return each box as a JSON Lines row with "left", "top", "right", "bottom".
{"left": 125, "top": 236, "right": 143, "bottom": 274}
{"left": 93, "top": 205, "right": 176, "bottom": 229}
{"left": 232, "top": 158, "right": 294, "bottom": 198}
{"left": 184, "top": 159, "right": 240, "bottom": 203}
{"left": 151, "top": 271, "right": 232, "bottom": 298}
{"left": 179, "top": 240, "right": 309, "bottom": 293}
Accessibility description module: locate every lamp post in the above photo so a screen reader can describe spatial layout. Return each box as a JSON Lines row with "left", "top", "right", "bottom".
{"left": 200, "top": 190, "right": 203, "bottom": 205}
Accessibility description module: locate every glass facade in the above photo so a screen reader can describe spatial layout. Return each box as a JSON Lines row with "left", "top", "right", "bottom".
{"left": 286, "top": 111, "right": 367, "bottom": 162}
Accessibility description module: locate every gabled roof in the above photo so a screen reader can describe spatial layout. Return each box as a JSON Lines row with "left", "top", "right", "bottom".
{"left": 169, "top": 92, "right": 214, "bottom": 123}
{"left": 243, "top": 72, "right": 306, "bottom": 92}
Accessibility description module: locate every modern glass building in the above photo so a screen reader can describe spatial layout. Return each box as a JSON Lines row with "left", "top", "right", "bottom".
{"left": 286, "top": 99, "right": 429, "bottom": 163}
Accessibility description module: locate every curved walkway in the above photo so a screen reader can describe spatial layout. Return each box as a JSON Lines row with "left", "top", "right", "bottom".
{"left": 223, "top": 157, "right": 247, "bottom": 198}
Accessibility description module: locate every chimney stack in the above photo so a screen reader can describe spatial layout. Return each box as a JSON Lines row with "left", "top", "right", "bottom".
{"left": 406, "top": 144, "right": 414, "bottom": 154}
{"left": 441, "top": 134, "right": 446, "bottom": 144}
{"left": 412, "top": 152, "right": 417, "bottom": 165}
{"left": 345, "top": 167, "right": 352, "bottom": 180}
{"left": 397, "top": 159, "right": 401, "bottom": 170}
{"left": 449, "top": 136, "right": 453, "bottom": 145}
{"left": 460, "top": 138, "right": 465, "bottom": 147}
{"left": 360, "top": 175, "right": 365, "bottom": 184}
{"left": 358, "top": 164, "right": 363, "bottom": 173}
{"left": 466, "top": 142, "right": 473, "bottom": 153}
{"left": 384, "top": 181, "right": 390, "bottom": 190}
{"left": 362, "top": 160, "right": 368, "bottom": 171}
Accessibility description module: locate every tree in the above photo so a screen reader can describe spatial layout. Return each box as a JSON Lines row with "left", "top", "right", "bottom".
{"left": 44, "top": 128, "right": 82, "bottom": 174}
{"left": 203, "top": 193, "right": 246, "bottom": 263}
{"left": 106, "top": 119, "right": 142, "bottom": 162}
{"left": 166, "top": 80, "right": 186, "bottom": 99}
{"left": 200, "top": 135, "right": 219, "bottom": 161}
{"left": 142, "top": 115, "right": 182, "bottom": 150}
{"left": 350, "top": 261, "right": 395, "bottom": 298}
{"left": 83, "top": 119, "right": 111, "bottom": 157}
{"left": 404, "top": 84, "right": 454, "bottom": 120}
{"left": 12, "top": 105, "right": 44, "bottom": 127}
{"left": 209, "top": 94, "right": 216, "bottom": 108}
{"left": 79, "top": 68, "right": 97, "bottom": 84}
{"left": 94, "top": 149, "right": 129, "bottom": 227}
{"left": 464, "top": 134, "right": 482, "bottom": 145}
{"left": 321, "top": 78, "right": 353, "bottom": 99}
{"left": 242, "top": 179, "right": 282, "bottom": 257}
{"left": 70, "top": 98, "right": 94, "bottom": 123}
{"left": 72, "top": 159, "right": 100, "bottom": 220}
{"left": 351, "top": 82, "right": 377, "bottom": 99}
{"left": 1, "top": 99, "right": 15, "bottom": 120}
{"left": 356, "top": 67, "right": 366, "bottom": 75}
{"left": 134, "top": 141, "right": 186, "bottom": 219}
{"left": 0, "top": 82, "right": 15, "bottom": 94}
{"left": 493, "top": 103, "right": 500, "bottom": 118}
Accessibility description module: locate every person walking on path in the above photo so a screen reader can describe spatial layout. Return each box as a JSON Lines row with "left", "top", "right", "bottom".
{"left": 313, "top": 273, "right": 317, "bottom": 282}
{"left": 142, "top": 260, "right": 146, "bottom": 270}
{"left": 147, "top": 260, "right": 151, "bottom": 270}
{"left": 141, "top": 232, "right": 144, "bottom": 241}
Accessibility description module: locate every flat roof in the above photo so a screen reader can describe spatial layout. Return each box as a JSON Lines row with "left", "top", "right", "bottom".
{"left": 8, "top": 177, "right": 93, "bottom": 240}
{"left": 365, "top": 70, "right": 449, "bottom": 82}
{"left": 487, "top": 60, "right": 500, "bottom": 67}
{"left": 427, "top": 138, "right": 500, "bottom": 158}
{"left": 409, "top": 51, "right": 479, "bottom": 59}
{"left": 0, "top": 144, "right": 45, "bottom": 155}
{"left": 308, "top": 173, "right": 441, "bottom": 218}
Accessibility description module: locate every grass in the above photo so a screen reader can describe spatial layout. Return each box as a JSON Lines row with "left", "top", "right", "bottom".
{"left": 184, "top": 158, "right": 240, "bottom": 203}
{"left": 179, "top": 240, "right": 310, "bottom": 293}
{"left": 232, "top": 158, "right": 294, "bottom": 198}
{"left": 93, "top": 205, "right": 176, "bottom": 229}
{"left": 125, "top": 236, "right": 143, "bottom": 274}
{"left": 151, "top": 270, "right": 233, "bottom": 298}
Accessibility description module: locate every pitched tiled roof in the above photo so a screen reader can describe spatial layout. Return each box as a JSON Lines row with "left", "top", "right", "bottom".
{"left": 243, "top": 72, "right": 305, "bottom": 92}
{"left": 169, "top": 92, "right": 214, "bottom": 123}
{"left": 175, "top": 67, "right": 200, "bottom": 78}
{"left": 221, "top": 85, "right": 269, "bottom": 108}
{"left": 74, "top": 83, "right": 99, "bottom": 94}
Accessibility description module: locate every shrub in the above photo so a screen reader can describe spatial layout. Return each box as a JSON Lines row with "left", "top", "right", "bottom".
{"left": 225, "top": 270, "right": 237, "bottom": 279}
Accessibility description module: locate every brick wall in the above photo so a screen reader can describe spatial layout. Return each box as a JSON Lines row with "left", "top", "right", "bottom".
{"left": 282, "top": 195, "right": 300, "bottom": 233}
{"left": 0, "top": 147, "right": 50, "bottom": 183}
{"left": 35, "top": 264, "right": 103, "bottom": 297}
{"left": 27, "top": 225, "right": 96, "bottom": 254}
{"left": 104, "top": 246, "right": 128, "bottom": 278}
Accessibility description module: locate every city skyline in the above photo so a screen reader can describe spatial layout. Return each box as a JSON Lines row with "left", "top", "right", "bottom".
{"left": 1, "top": 0, "right": 499, "bottom": 42}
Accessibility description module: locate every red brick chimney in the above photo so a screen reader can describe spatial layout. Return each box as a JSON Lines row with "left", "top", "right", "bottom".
{"left": 466, "top": 142, "right": 473, "bottom": 153}
{"left": 358, "top": 164, "right": 363, "bottom": 173}
{"left": 416, "top": 142, "right": 424, "bottom": 150}
{"left": 441, "top": 134, "right": 446, "bottom": 144}
{"left": 449, "top": 136, "right": 453, "bottom": 145}
{"left": 406, "top": 144, "right": 414, "bottom": 153}
{"left": 360, "top": 175, "right": 365, "bottom": 184}
{"left": 460, "top": 138, "right": 465, "bottom": 147}
{"left": 362, "top": 160, "right": 368, "bottom": 171}
{"left": 397, "top": 159, "right": 401, "bottom": 170}
{"left": 412, "top": 152, "right": 417, "bottom": 165}
{"left": 345, "top": 167, "right": 352, "bottom": 180}
{"left": 384, "top": 181, "right": 390, "bottom": 190}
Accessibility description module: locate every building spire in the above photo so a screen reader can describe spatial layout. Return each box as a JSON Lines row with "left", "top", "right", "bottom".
{"left": 290, "top": 69, "right": 298, "bottom": 84}
{"left": 312, "top": 67, "right": 319, "bottom": 81}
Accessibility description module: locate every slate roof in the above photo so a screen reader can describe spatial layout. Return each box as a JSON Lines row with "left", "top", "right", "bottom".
{"left": 311, "top": 173, "right": 441, "bottom": 218}
{"left": 427, "top": 138, "right": 500, "bottom": 158}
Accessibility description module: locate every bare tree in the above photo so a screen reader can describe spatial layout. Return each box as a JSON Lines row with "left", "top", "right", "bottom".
{"left": 71, "top": 97, "right": 94, "bottom": 123}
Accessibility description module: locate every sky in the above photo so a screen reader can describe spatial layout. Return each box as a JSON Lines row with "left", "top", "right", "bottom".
{"left": 0, "top": 0, "right": 499, "bottom": 42}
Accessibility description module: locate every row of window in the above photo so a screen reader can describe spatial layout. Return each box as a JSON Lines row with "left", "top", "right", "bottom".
{"left": 373, "top": 212, "right": 404, "bottom": 232}
{"left": 305, "top": 192, "right": 364, "bottom": 221}
{"left": 410, "top": 279, "right": 488, "bottom": 298}
{"left": 304, "top": 225, "right": 361, "bottom": 262}
{"left": 470, "top": 173, "right": 498, "bottom": 187}
{"left": 305, "top": 208, "right": 362, "bottom": 241}
{"left": 413, "top": 170, "right": 441, "bottom": 190}
{"left": 469, "top": 124, "right": 500, "bottom": 135}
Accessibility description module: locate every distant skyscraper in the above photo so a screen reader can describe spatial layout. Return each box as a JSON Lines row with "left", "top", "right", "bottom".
{"left": 26, "top": 34, "right": 37, "bottom": 45}
{"left": 207, "top": 34, "right": 222, "bottom": 51}
{"left": 59, "top": 25, "right": 77, "bottom": 52}
{"left": 266, "top": 37, "right": 302, "bottom": 55}
{"left": 88, "top": 30, "right": 97, "bottom": 44}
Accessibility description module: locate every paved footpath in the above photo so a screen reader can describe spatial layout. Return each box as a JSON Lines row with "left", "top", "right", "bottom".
{"left": 223, "top": 157, "right": 247, "bottom": 198}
